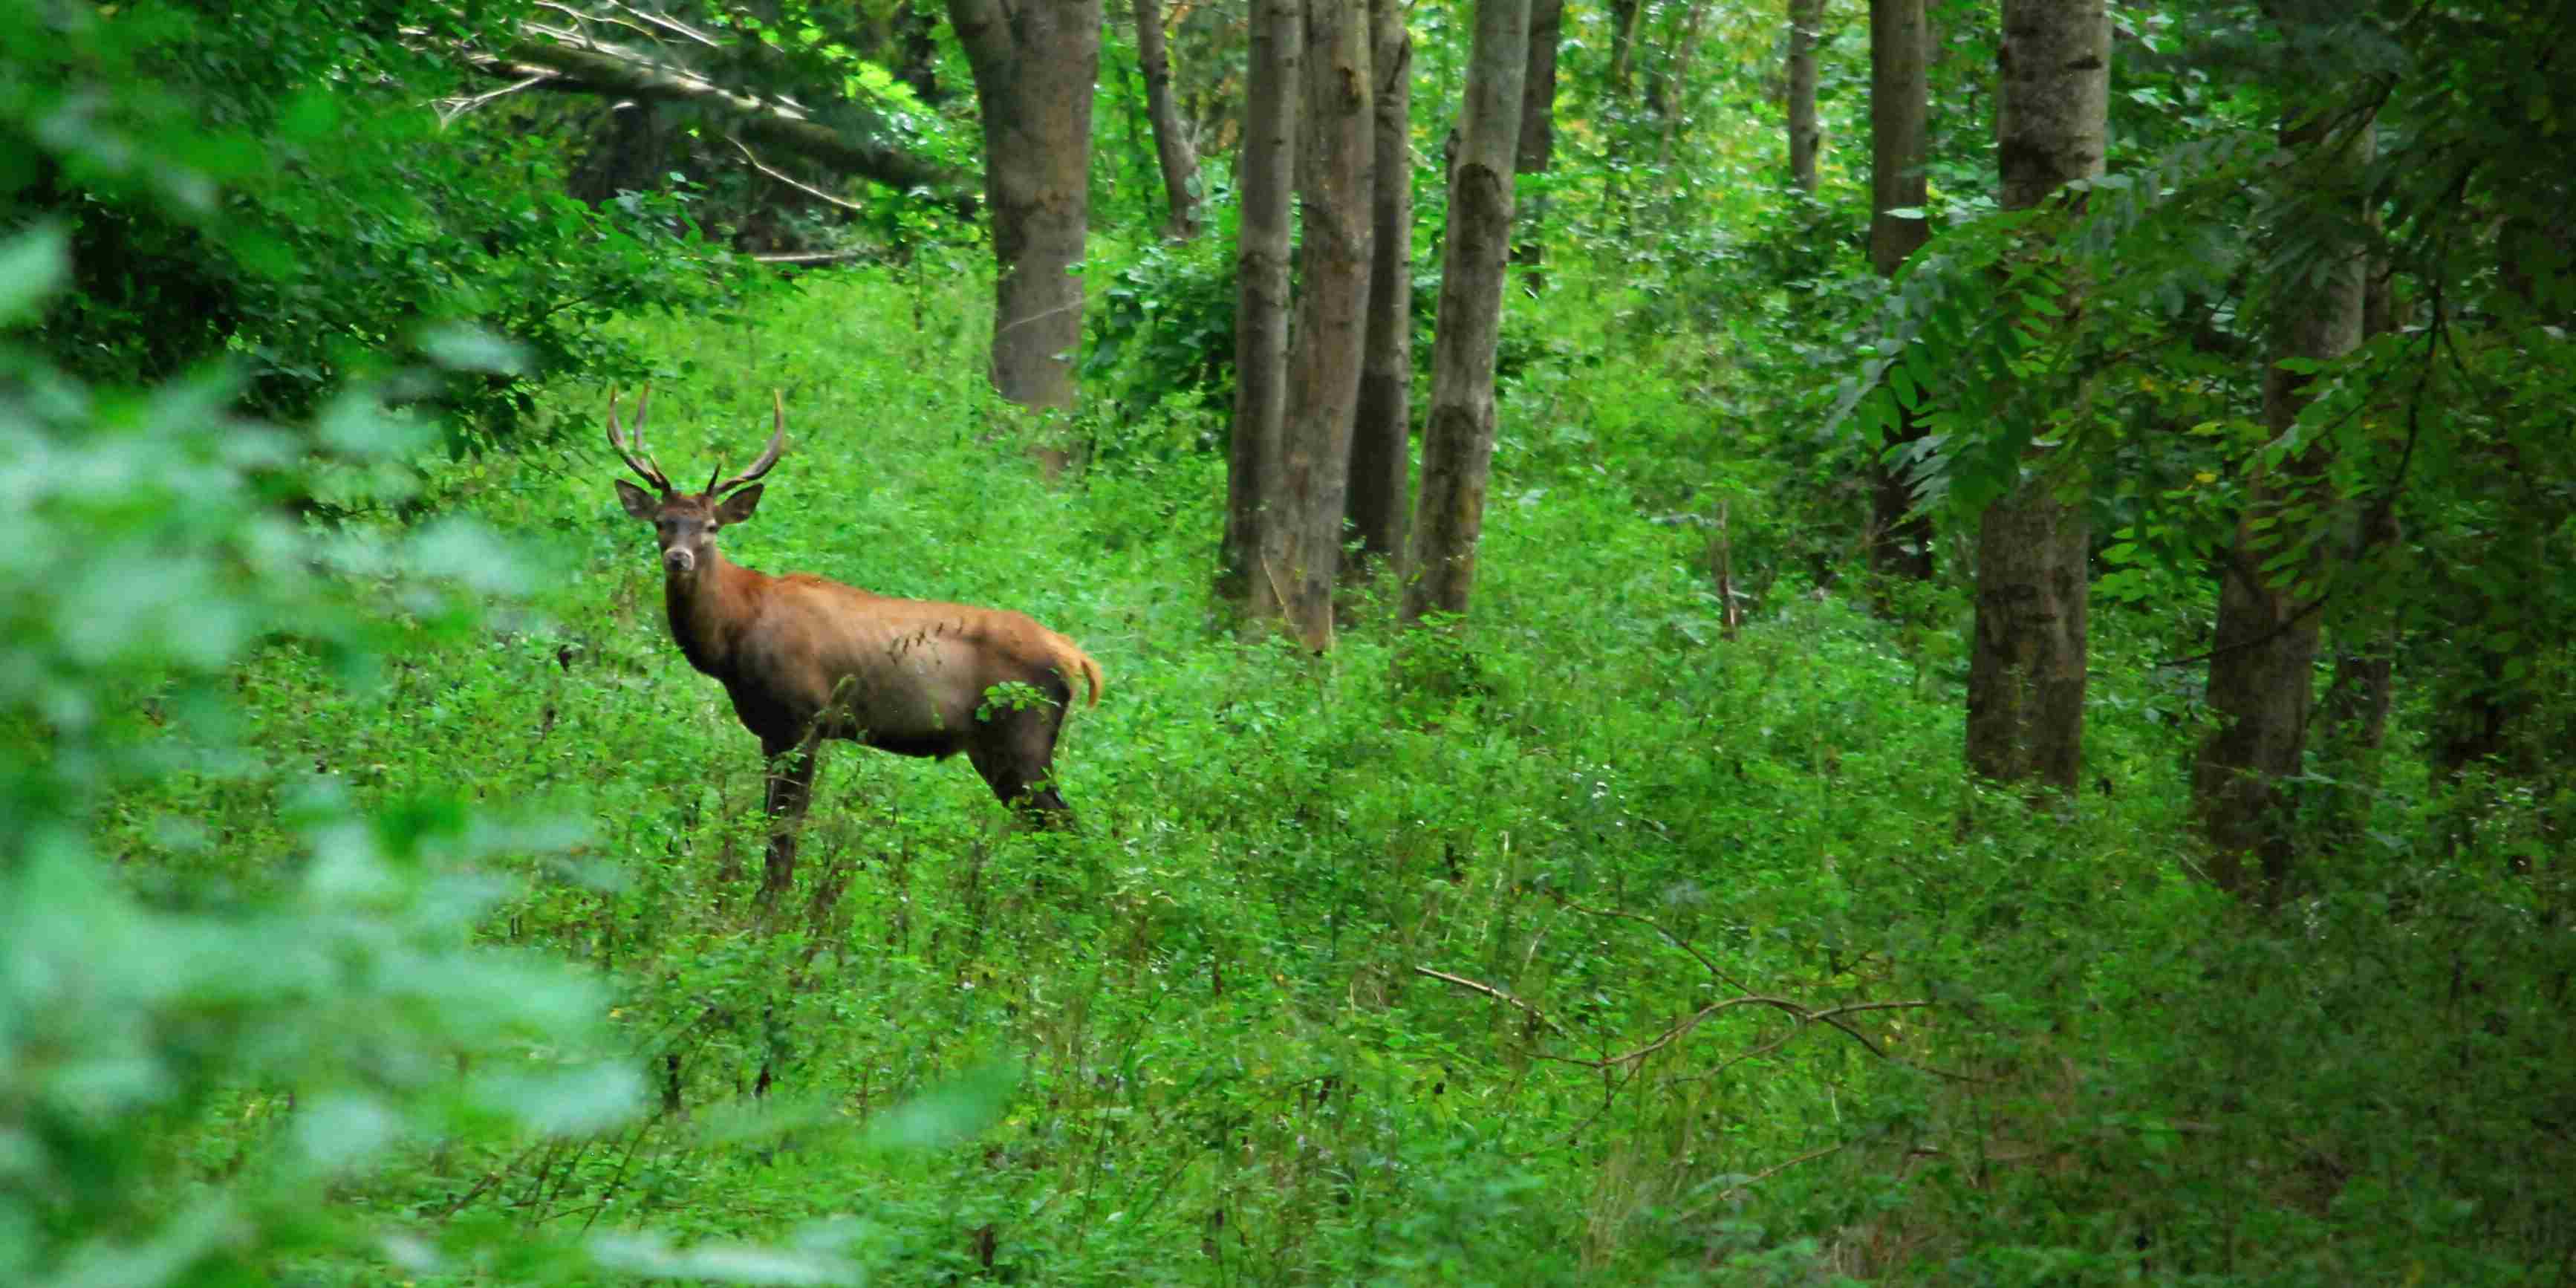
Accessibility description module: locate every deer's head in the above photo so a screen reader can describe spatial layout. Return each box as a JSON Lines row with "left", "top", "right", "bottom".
{"left": 607, "top": 386, "right": 787, "bottom": 579}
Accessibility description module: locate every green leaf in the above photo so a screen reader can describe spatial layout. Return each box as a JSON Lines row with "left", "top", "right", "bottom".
{"left": 418, "top": 323, "right": 528, "bottom": 375}
{"left": 863, "top": 1062, "right": 1018, "bottom": 1151}
{"left": 0, "top": 226, "right": 70, "bottom": 325}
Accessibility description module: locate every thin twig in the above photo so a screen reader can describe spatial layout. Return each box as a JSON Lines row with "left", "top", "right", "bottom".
{"left": 729, "top": 137, "right": 868, "bottom": 212}
{"left": 435, "top": 1139, "right": 549, "bottom": 1219}
{"left": 1682, "top": 1141, "right": 1851, "bottom": 1219}
{"left": 608, "top": 0, "right": 723, "bottom": 47}
{"left": 1550, "top": 894, "right": 1757, "bottom": 995}
{"left": 1411, "top": 966, "right": 1572, "bottom": 1038}
{"left": 438, "top": 73, "right": 553, "bottom": 126}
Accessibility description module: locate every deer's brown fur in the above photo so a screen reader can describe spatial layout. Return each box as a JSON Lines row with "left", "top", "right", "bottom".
{"left": 606, "top": 387, "right": 1102, "bottom": 902}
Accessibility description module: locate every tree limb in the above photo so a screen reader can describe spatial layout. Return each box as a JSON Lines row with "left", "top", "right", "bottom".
{"left": 460, "top": 26, "right": 978, "bottom": 214}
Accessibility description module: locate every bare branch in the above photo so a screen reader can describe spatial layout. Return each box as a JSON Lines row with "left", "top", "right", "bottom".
{"left": 436, "top": 74, "right": 552, "bottom": 127}
{"left": 606, "top": 0, "right": 723, "bottom": 48}
{"left": 729, "top": 137, "right": 868, "bottom": 213}
{"left": 1411, "top": 966, "right": 1572, "bottom": 1038}
{"left": 1552, "top": 894, "right": 1757, "bottom": 995}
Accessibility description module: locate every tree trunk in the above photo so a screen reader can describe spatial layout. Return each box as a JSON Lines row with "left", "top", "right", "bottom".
{"left": 1402, "top": 0, "right": 1531, "bottom": 624}
{"left": 2320, "top": 499, "right": 2398, "bottom": 753}
{"left": 1349, "top": 0, "right": 1415, "bottom": 569}
{"left": 1963, "top": 0, "right": 2106, "bottom": 795}
{"left": 1867, "top": 0, "right": 1933, "bottom": 588}
{"left": 894, "top": 0, "right": 947, "bottom": 105}
{"left": 1261, "top": 0, "right": 1375, "bottom": 648}
{"left": 1787, "top": 0, "right": 1824, "bottom": 193}
{"left": 1134, "top": 0, "right": 1203, "bottom": 238}
{"left": 1222, "top": 0, "right": 1304, "bottom": 598}
{"left": 2192, "top": 103, "right": 2374, "bottom": 898}
{"left": 2320, "top": 241, "right": 2400, "bottom": 769}
{"left": 1608, "top": 0, "right": 1645, "bottom": 96}
{"left": 1650, "top": 3, "right": 1711, "bottom": 192}
{"left": 1512, "top": 0, "right": 1564, "bottom": 276}
{"left": 949, "top": 0, "right": 1102, "bottom": 457}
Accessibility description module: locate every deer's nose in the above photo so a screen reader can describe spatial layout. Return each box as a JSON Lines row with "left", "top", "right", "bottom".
{"left": 663, "top": 547, "right": 696, "bottom": 573}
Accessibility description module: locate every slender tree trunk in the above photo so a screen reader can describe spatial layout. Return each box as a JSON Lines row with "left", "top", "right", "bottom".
{"left": 1963, "top": 0, "right": 2106, "bottom": 794}
{"left": 2320, "top": 499, "right": 2398, "bottom": 752}
{"left": 1261, "top": 0, "right": 1375, "bottom": 647}
{"left": 1349, "top": 0, "right": 1415, "bottom": 568}
{"left": 1512, "top": 0, "right": 1564, "bottom": 276}
{"left": 2193, "top": 104, "right": 2375, "bottom": 897}
{"left": 1867, "top": 0, "right": 1934, "bottom": 588}
{"left": 1650, "top": 3, "right": 1711, "bottom": 192}
{"left": 894, "top": 0, "right": 946, "bottom": 105}
{"left": 1787, "top": 0, "right": 1824, "bottom": 193}
{"left": 949, "top": 0, "right": 1102, "bottom": 468}
{"left": 1403, "top": 0, "right": 1531, "bottom": 624}
{"left": 1134, "top": 0, "right": 1203, "bottom": 238}
{"left": 2320, "top": 234, "right": 2400, "bottom": 767}
{"left": 1608, "top": 0, "right": 1645, "bottom": 96}
{"left": 1222, "top": 0, "right": 1304, "bottom": 598}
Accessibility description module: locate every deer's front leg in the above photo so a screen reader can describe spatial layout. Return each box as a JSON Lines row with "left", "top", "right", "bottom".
{"left": 758, "top": 734, "right": 823, "bottom": 907}
{"left": 755, "top": 678, "right": 856, "bottom": 908}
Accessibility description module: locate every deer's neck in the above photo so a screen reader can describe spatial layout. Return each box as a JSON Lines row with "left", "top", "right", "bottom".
{"left": 663, "top": 554, "right": 761, "bottom": 679}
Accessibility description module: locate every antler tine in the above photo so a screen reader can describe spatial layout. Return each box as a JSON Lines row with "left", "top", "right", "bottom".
{"left": 605, "top": 383, "right": 672, "bottom": 492}
{"left": 708, "top": 388, "right": 790, "bottom": 496}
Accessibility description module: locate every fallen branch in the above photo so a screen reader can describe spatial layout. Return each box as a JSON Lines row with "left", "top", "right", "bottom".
{"left": 434, "top": 19, "right": 978, "bottom": 213}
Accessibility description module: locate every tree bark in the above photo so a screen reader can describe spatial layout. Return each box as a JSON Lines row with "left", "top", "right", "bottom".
{"left": 483, "top": 30, "right": 976, "bottom": 211}
{"left": 1963, "top": 0, "right": 2106, "bottom": 795}
{"left": 1349, "top": 0, "right": 1415, "bottom": 569}
{"left": 2192, "top": 104, "right": 2374, "bottom": 898}
{"left": 949, "top": 0, "right": 1102, "bottom": 452}
{"left": 1222, "top": 0, "right": 1304, "bottom": 598}
{"left": 1402, "top": 0, "right": 1530, "bottom": 624}
{"left": 1787, "top": 0, "right": 1825, "bottom": 193}
{"left": 1134, "top": 0, "right": 1203, "bottom": 238}
{"left": 1867, "top": 0, "right": 1934, "bottom": 588}
{"left": 1608, "top": 0, "right": 1645, "bottom": 97}
{"left": 1261, "top": 0, "right": 1374, "bottom": 648}
{"left": 1512, "top": 0, "right": 1564, "bottom": 275}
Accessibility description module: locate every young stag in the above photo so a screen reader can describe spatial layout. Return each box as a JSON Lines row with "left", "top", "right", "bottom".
{"left": 605, "top": 386, "right": 1104, "bottom": 900}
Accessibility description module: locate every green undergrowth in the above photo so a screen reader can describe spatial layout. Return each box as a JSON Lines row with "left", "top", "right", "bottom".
{"left": 100, "top": 265, "right": 2571, "bottom": 1284}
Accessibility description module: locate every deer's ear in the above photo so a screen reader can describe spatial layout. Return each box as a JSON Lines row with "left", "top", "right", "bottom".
{"left": 714, "top": 484, "right": 764, "bottom": 525}
{"left": 615, "top": 479, "right": 658, "bottom": 520}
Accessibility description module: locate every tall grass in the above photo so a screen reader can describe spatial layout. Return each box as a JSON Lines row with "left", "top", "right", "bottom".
{"left": 107, "top": 259, "right": 2571, "bottom": 1284}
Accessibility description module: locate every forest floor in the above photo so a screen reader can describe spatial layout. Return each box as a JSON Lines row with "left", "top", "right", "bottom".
{"left": 111, "top": 266, "right": 2566, "bottom": 1284}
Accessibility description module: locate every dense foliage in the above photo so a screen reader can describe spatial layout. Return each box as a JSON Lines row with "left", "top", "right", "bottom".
{"left": 1, "top": 1, "right": 749, "bottom": 448}
{"left": 4, "top": 0, "right": 2569, "bottom": 1283}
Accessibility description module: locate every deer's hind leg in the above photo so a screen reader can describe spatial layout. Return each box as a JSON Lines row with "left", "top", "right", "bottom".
{"left": 966, "top": 702, "right": 1073, "bottom": 826}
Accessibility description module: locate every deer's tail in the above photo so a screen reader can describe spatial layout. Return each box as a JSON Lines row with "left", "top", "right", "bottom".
{"left": 1051, "top": 635, "right": 1104, "bottom": 710}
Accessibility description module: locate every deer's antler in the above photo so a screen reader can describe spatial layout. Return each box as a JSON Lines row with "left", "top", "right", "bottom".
{"left": 707, "top": 389, "right": 789, "bottom": 496}
{"left": 606, "top": 383, "right": 673, "bottom": 492}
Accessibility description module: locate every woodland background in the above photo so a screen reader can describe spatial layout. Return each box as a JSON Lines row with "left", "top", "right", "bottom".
{"left": 1, "top": 0, "right": 2571, "bottom": 1283}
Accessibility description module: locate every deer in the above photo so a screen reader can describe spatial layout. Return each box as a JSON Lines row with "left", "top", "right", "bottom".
{"left": 604, "top": 386, "right": 1104, "bottom": 902}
